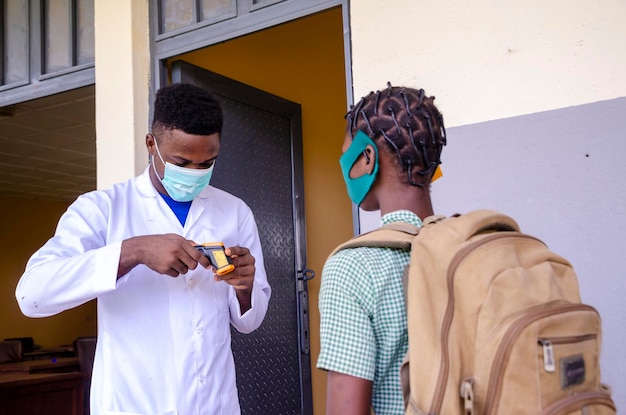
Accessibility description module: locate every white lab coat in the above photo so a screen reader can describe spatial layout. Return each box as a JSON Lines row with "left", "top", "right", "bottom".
{"left": 15, "top": 168, "right": 271, "bottom": 415}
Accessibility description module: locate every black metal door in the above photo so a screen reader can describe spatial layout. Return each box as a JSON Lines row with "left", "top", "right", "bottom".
{"left": 171, "top": 60, "right": 313, "bottom": 415}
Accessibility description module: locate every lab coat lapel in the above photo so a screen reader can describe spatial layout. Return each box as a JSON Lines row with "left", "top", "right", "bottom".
{"left": 184, "top": 185, "right": 213, "bottom": 233}
{"left": 136, "top": 167, "right": 184, "bottom": 232}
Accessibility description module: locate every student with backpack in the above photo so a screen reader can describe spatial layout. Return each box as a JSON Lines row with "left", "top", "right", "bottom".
{"left": 317, "top": 83, "right": 616, "bottom": 415}
{"left": 317, "top": 83, "right": 447, "bottom": 415}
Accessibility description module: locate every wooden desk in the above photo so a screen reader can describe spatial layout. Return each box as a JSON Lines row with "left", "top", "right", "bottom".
{"left": 0, "top": 357, "right": 80, "bottom": 374}
{"left": 23, "top": 346, "right": 75, "bottom": 361}
{"left": 0, "top": 371, "right": 84, "bottom": 415}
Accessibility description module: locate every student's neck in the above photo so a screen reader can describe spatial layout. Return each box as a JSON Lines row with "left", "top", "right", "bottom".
{"left": 379, "top": 188, "right": 434, "bottom": 220}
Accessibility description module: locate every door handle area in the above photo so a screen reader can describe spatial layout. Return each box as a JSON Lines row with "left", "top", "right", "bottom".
{"left": 297, "top": 268, "right": 315, "bottom": 281}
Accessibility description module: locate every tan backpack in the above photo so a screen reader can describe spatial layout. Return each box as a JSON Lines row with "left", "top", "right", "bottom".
{"left": 333, "top": 209, "right": 616, "bottom": 415}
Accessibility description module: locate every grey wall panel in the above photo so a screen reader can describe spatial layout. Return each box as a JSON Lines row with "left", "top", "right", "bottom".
{"left": 432, "top": 97, "right": 626, "bottom": 410}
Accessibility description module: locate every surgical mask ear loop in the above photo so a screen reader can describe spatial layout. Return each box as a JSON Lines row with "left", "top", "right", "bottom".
{"left": 153, "top": 136, "right": 167, "bottom": 166}
{"left": 151, "top": 135, "right": 167, "bottom": 181}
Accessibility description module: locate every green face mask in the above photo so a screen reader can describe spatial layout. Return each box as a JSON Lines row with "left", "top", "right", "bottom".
{"left": 339, "top": 130, "right": 379, "bottom": 207}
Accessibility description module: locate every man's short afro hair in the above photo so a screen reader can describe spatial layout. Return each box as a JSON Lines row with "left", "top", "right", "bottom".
{"left": 152, "top": 83, "right": 223, "bottom": 136}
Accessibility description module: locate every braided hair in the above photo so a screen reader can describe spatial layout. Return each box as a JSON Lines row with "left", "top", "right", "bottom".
{"left": 346, "top": 82, "right": 447, "bottom": 187}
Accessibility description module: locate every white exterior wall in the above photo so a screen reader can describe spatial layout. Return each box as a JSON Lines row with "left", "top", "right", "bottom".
{"left": 95, "top": 0, "right": 151, "bottom": 190}
{"left": 350, "top": 0, "right": 626, "bottom": 127}
{"left": 351, "top": 0, "right": 626, "bottom": 410}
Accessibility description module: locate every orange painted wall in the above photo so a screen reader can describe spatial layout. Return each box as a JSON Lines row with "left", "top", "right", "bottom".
{"left": 0, "top": 195, "right": 97, "bottom": 348}
{"left": 174, "top": 7, "right": 353, "bottom": 413}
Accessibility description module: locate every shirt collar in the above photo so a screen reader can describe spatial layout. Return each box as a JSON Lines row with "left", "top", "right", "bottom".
{"left": 380, "top": 210, "right": 423, "bottom": 228}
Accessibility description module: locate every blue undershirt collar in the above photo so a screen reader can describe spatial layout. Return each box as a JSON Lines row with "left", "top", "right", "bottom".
{"left": 158, "top": 193, "right": 192, "bottom": 226}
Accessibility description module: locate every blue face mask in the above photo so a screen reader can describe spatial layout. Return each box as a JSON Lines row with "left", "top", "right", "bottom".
{"left": 153, "top": 138, "right": 214, "bottom": 202}
{"left": 339, "top": 130, "right": 379, "bottom": 207}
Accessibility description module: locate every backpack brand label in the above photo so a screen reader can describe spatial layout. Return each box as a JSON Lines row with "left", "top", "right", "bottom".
{"left": 561, "top": 354, "right": 585, "bottom": 388}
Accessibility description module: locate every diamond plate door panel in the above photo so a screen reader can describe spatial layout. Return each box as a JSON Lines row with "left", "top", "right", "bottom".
{"left": 217, "top": 100, "right": 301, "bottom": 415}
{"left": 172, "top": 61, "right": 312, "bottom": 415}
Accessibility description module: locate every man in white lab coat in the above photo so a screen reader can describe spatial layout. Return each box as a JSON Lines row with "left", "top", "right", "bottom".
{"left": 16, "top": 83, "right": 272, "bottom": 415}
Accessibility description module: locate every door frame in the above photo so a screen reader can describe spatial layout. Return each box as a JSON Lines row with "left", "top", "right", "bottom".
{"left": 149, "top": 3, "right": 352, "bottom": 129}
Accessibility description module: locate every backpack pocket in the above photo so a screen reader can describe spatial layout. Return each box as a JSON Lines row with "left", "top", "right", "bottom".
{"left": 479, "top": 302, "right": 608, "bottom": 415}
{"left": 538, "top": 332, "right": 599, "bottom": 404}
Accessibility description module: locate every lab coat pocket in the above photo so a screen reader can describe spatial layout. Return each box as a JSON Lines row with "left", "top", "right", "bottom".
{"left": 220, "top": 389, "right": 241, "bottom": 415}
{"left": 210, "top": 275, "right": 230, "bottom": 312}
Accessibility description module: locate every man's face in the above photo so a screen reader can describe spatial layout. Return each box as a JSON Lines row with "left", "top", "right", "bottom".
{"left": 146, "top": 129, "right": 220, "bottom": 194}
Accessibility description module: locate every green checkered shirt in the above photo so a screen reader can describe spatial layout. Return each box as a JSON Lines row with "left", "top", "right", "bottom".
{"left": 317, "top": 210, "right": 422, "bottom": 415}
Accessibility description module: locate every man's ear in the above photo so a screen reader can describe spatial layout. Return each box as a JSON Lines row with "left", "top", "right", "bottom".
{"left": 146, "top": 133, "right": 156, "bottom": 155}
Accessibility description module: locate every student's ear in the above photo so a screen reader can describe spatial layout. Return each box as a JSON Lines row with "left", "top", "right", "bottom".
{"left": 349, "top": 144, "right": 377, "bottom": 178}
{"left": 363, "top": 144, "right": 376, "bottom": 174}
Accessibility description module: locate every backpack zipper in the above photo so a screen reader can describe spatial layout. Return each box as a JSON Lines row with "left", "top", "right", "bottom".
{"left": 483, "top": 303, "right": 598, "bottom": 415}
{"left": 538, "top": 391, "right": 615, "bottom": 415}
{"left": 428, "top": 232, "right": 543, "bottom": 415}
{"left": 538, "top": 334, "right": 597, "bottom": 373}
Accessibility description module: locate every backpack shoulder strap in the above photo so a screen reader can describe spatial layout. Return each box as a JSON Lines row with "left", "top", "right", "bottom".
{"left": 327, "top": 221, "right": 421, "bottom": 302}
{"left": 325, "top": 214, "right": 448, "bottom": 308}
{"left": 329, "top": 222, "right": 418, "bottom": 258}
{"left": 329, "top": 214, "right": 449, "bottom": 258}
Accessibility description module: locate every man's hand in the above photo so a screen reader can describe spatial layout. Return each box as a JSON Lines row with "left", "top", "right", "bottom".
{"left": 119, "top": 234, "right": 211, "bottom": 278}
{"left": 214, "top": 246, "right": 255, "bottom": 313}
